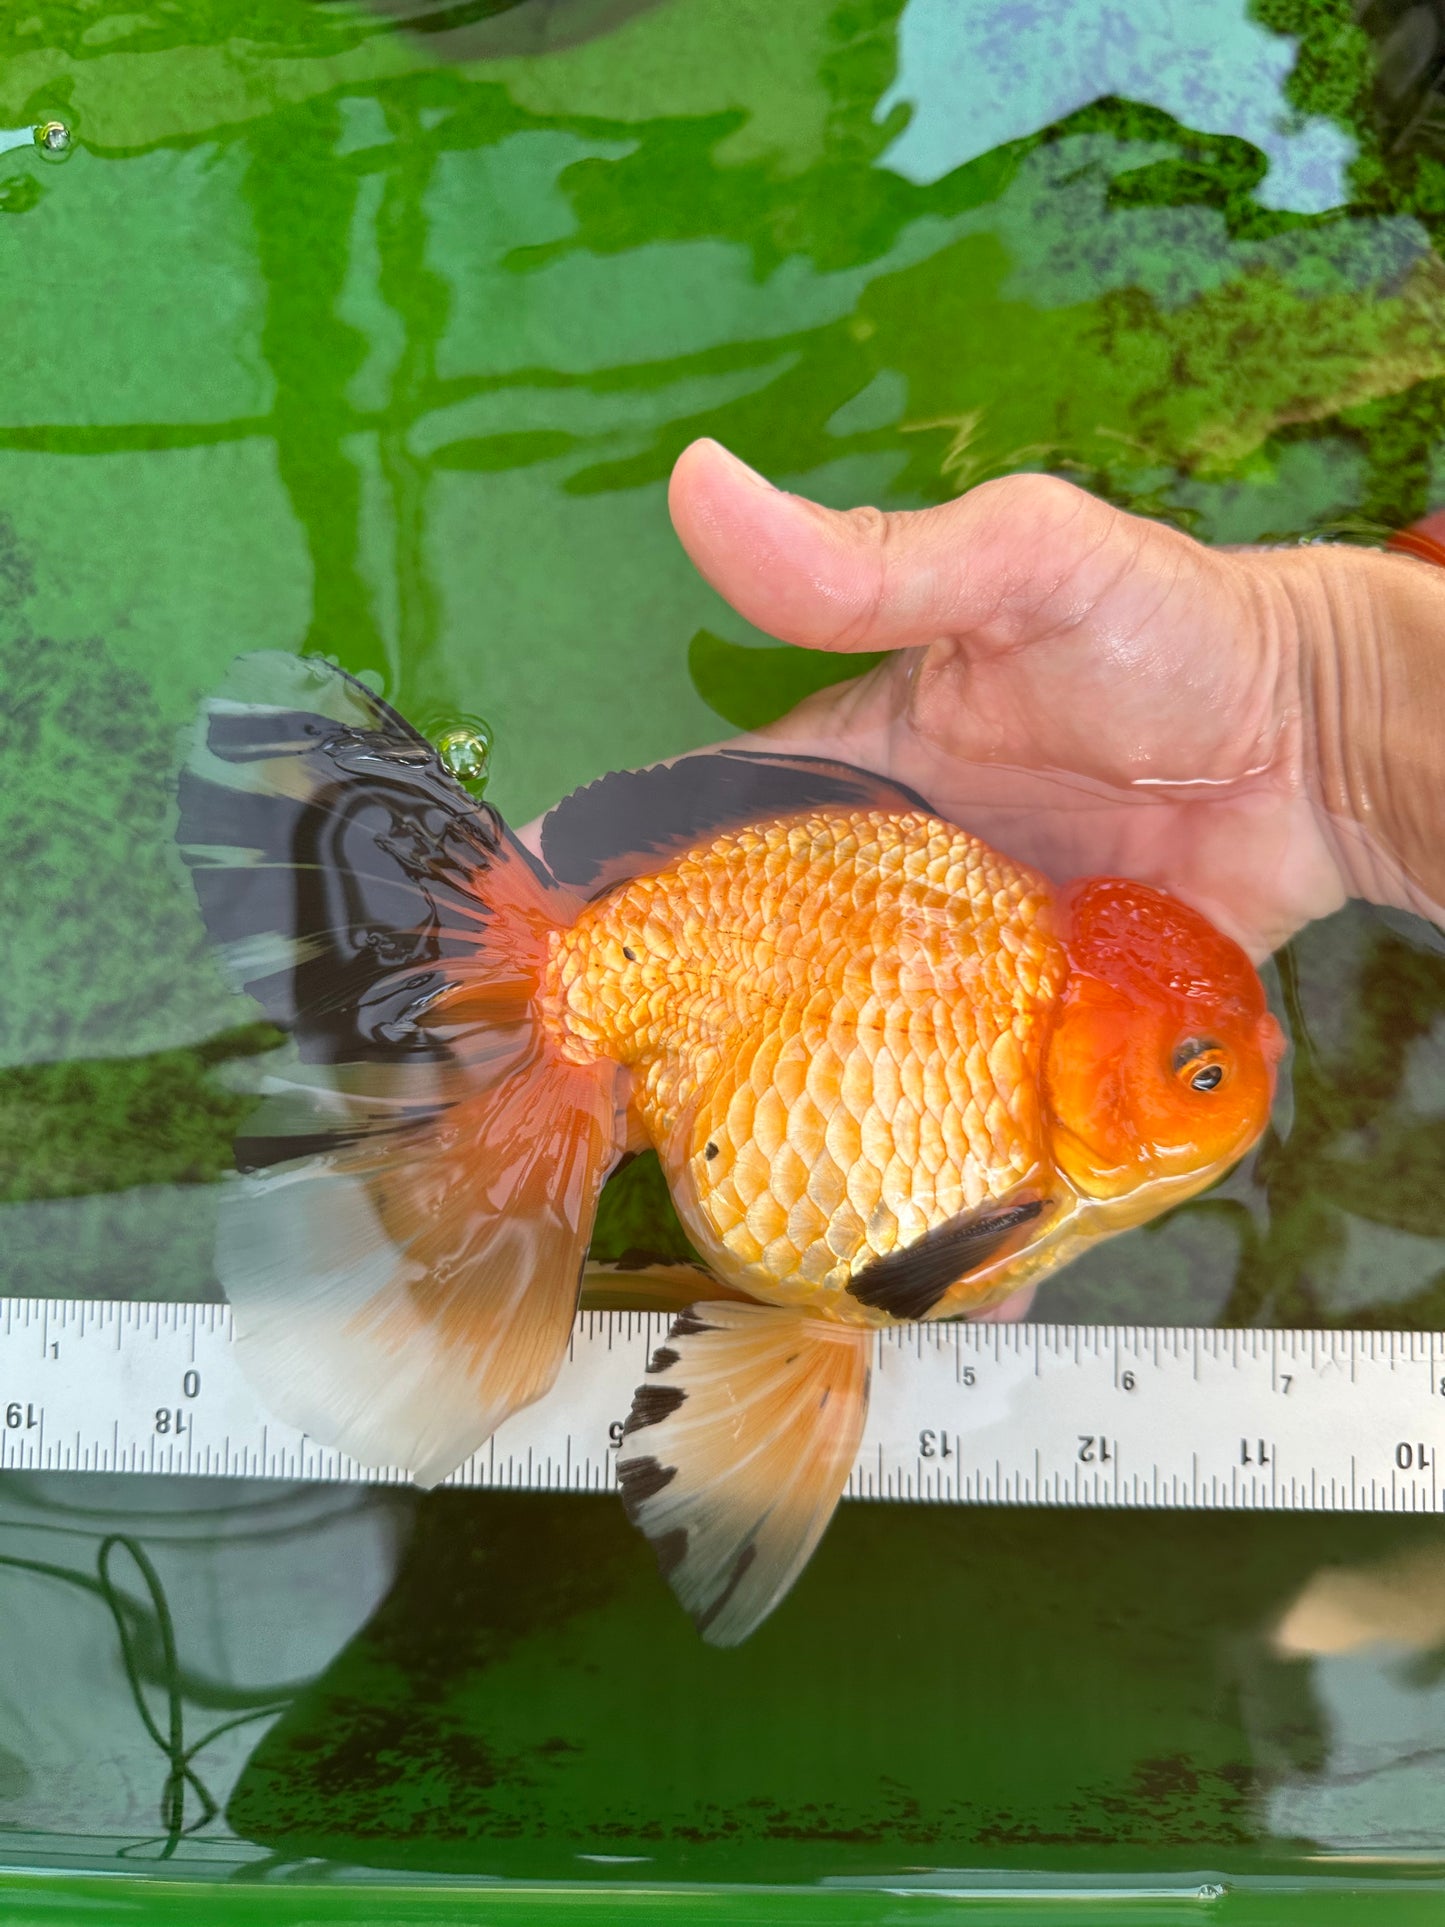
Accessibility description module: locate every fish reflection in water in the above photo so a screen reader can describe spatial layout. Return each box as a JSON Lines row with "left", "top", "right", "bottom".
{"left": 1254, "top": 1535, "right": 1445, "bottom": 1850}
{"left": 178, "top": 653, "right": 1282, "bottom": 1643}
{"left": 1277, "top": 1541, "right": 1445, "bottom": 1660}
{"left": 313, "top": 0, "right": 667, "bottom": 60}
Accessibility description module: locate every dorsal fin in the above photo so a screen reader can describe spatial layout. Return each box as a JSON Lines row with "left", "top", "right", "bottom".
{"left": 539, "top": 748, "right": 937, "bottom": 897}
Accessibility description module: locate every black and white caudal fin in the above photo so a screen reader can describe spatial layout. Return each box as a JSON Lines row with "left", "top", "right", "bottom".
{"left": 617, "top": 1303, "right": 871, "bottom": 1647}
{"left": 177, "top": 652, "right": 622, "bottom": 1485}
{"left": 177, "top": 651, "right": 560, "bottom": 1066}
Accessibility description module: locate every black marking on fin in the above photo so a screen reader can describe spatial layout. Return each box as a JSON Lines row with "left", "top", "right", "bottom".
{"left": 178, "top": 657, "right": 561, "bottom": 1075}
{"left": 234, "top": 1128, "right": 357, "bottom": 1173}
{"left": 624, "top": 1383, "right": 687, "bottom": 1434}
{"left": 669, "top": 1308, "right": 715, "bottom": 1338}
{"left": 653, "top": 1528, "right": 688, "bottom": 1579}
{"left": 847, "top": 1197, "right": 1048, "bottom": 1321}
{"left": 648, "top": 1345, "right": 680, "bottom": 1374}
{"left": 696, "top": 1543, "right": 758, "bottom": 1636}
{"left": 539, "top": 747, "right": 937, "bottom": 896}
{"left": 617, "top": 1456, "right": 676, "bottom": 1507}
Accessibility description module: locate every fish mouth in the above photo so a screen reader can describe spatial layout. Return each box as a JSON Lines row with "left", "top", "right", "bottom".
{"left": 1082, "top": 1158, "right": 1235, "bottom": 1232}
{"left": 1048, "top": 1121, "right": 1235, "bottom": 1225}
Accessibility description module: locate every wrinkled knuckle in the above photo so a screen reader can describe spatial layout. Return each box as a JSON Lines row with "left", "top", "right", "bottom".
{"left": 977, "top": 470, "right": 1103, "bottom": 535}
{"left": 841, "top": 503, "right": 891, "bottom": 546}
{"left": 825, "top": 503, "right": 893, "bottom": 648}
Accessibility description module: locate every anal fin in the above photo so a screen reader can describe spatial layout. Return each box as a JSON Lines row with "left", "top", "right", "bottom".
{"left": 616, "top": 1302, "right": 870, "bottom": 1647}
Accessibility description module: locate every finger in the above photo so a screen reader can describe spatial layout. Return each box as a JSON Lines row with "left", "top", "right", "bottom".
{"left": 668, "top": 438, "right": 1136, "bottom": 655}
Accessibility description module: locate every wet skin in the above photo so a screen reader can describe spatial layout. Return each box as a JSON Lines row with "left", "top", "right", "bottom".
{"left": 664, "top": 441, "right": 1445, "bottom": 965}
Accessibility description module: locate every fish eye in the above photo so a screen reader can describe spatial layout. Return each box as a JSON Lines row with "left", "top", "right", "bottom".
{"left": 1172, "top": 1038, "right": 1228, "bottom": 1094}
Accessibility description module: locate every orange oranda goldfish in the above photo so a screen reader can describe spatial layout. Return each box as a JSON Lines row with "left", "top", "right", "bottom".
{"left": 180, "top": 655, "right": 1284, "bottom": 1644}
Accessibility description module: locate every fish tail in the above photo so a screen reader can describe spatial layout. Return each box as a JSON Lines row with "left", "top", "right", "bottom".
{"left": 177, "top": 652, "right": 622, "bottom": 1486}
{"left": 617, "top": 1303, "right": 872, "bottom": 1646}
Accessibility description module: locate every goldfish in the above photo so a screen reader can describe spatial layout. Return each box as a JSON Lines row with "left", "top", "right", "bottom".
{"left": 178, "top": 653, "right": 1284, "bottom": 1644}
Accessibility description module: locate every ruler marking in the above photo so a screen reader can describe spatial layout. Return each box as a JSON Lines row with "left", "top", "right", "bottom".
{"left": 3, "top": 1299, "right": 1442, "bottom": 1511}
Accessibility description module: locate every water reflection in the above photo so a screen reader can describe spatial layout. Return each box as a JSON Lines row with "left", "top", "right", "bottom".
{"left": 338, "top": 0, "right": 668, "bottom": 59}
{"left": 1241, "top": 1538, "right": 1445, "bottom": 1850}
{"left": 0, "top": 0, "right": 1443, "bottom": 1879}
{"left": 879, "top": 0, "right": 1358, "bottom": 213}
{"left": 0, "top": 1474, "right": 406, "bottom": 1857}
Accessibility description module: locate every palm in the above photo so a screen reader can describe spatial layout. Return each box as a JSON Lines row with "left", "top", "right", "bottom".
{"left": 747, "top": 623, "right": 1335, "bottom": 963}
{"left": 671, "top": 447, "right": 1350, "bottom": 961}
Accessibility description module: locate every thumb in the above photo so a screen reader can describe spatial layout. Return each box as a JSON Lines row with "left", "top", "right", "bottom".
{"left": 668, "top": 438, "right": 1156, "bottom": 656}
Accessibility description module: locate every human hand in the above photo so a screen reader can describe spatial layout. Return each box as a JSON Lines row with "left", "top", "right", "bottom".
{"left": 668, "top": 440, "right": 1445, "bottom": 962}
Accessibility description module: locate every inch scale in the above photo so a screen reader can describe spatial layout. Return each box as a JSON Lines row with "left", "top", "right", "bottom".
{"left": 1, "top": 1296, "right": 1443, "bottom": 1510}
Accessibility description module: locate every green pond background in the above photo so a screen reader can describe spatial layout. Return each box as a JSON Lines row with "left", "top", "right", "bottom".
{"left": 3, "top": 0, "right": 1445, "bottom": 1899}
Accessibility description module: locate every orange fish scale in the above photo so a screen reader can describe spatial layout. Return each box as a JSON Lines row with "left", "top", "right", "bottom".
{"left": 845, "top": 1151, "right": 884, "bottom": 1222}
{"left": 543, "top": 808, "right": 1066, "bottom": 1323}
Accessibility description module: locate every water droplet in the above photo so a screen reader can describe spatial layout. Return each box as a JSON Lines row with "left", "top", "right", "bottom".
{"left": 435, "top": 716, "right": 494, "bottom": 795}
{"left": 33, "top": 120, "right": 73, "bottom": 161}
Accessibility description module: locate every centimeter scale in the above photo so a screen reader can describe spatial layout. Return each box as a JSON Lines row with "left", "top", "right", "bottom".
{"left": 2, "top": 1297, "right": 1443, "bottom": 1510}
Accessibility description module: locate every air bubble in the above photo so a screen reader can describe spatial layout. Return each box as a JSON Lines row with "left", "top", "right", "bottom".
{"left": 435, "top": 716, "right": 494, "bottom": 795}
{"left": 34, "top": 120, "right": 73, "bottom": 161}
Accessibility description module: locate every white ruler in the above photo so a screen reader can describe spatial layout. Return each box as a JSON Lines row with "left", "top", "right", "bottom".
{"left": 2, "top": 1297, "right": 1444, "bottom": 1510}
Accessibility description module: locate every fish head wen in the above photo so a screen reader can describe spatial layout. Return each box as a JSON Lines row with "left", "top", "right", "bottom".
{"left": 1043, "top": 877, "right": 1286, "bottom": 1224}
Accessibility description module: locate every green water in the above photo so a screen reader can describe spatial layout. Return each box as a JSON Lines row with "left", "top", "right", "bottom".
{"left": 3, "top": 0, "right": 1445, "bottom": 1908}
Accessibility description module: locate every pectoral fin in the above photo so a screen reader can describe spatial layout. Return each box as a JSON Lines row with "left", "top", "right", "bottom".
{"left": 846, "top": 1190, "right": 1052, "bottom": 1320}
{"left": 616, "top": 1302, "right": 870, "bottom": 1647}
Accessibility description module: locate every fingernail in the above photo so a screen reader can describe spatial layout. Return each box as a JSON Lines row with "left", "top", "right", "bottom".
{"left": 705, "top": 440, "right": 776, "bottom": 492}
